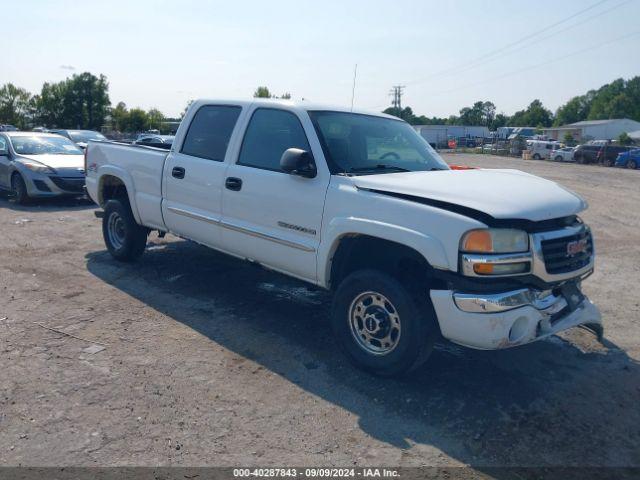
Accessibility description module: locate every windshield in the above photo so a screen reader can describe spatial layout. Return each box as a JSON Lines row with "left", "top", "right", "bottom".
{"left": 68, "top": 131, "right": 107, "bottom": 143}
{"left": 309, "top": 111, "right": 448, "bottom": 174}
{"left": 10, "top": 135, "right": 83, "bottom": 155}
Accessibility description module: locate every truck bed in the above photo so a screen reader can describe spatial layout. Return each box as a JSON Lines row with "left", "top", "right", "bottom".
{"left": 85, "top": 141, "right": 169, "bottom": 230}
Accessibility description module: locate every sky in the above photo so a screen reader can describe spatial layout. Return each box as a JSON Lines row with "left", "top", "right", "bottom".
{"left": 3, "top": 0, "right": 640, "bottom": 118}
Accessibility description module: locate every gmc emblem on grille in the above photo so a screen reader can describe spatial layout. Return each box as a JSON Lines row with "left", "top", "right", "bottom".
{"left": 567, "top": 238, "right": 588, "bottom": 256}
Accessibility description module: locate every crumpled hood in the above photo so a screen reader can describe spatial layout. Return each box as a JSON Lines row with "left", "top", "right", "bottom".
{"left": 18, "top": 153, "right": 84, "bottom": 170}
{"left": 352, "top": 169, "right": 587, "bottom": 222}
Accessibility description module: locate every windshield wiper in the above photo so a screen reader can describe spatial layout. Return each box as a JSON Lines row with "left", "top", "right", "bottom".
{"left": 348, "top": 164, "right": 411, "bottom": 174}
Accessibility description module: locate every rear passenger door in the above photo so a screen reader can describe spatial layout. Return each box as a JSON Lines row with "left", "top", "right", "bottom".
{"left": 162, "top": 104, "right": 243, "bottom": 248}
{"left": 220, "top": 107, "right": 330, "bottom": 283}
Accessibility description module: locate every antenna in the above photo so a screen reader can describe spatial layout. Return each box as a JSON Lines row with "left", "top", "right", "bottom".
{"left": 350, "top": 63, "right": 358, "bottom": 111}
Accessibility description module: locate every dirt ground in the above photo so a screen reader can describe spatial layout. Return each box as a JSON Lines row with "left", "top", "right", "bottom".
{"left": 0, "top": 153, "right": 639, "bottom": 469}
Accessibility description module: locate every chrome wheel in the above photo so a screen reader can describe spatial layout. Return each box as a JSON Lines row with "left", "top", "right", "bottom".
{"left": 349, "top": 291, "right": 401, "bottom": 355}
{"left": 107, "top": 211, "right": 126, "bottom": 250}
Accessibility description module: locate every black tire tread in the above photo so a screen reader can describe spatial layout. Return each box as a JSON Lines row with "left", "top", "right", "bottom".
{"left": 102, "top": 198, "right": 148, "bottom": 262}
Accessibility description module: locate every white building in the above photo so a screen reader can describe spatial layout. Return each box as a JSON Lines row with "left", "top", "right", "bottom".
{"left": 543, "top": 118, "right": 640, "bottom": 142}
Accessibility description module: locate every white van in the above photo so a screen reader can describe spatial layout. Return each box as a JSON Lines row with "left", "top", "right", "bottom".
{"left": 527, "top": 140, "right": 562, "bottom": 160}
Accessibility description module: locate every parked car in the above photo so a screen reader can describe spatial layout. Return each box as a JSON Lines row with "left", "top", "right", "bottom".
{"left": 550, "top": 147, "right": 575, "bottom": 162}
{"left": 32, "top": 126, "right": 49, "bottom": 133}
{"left": 0, "top": 132, "right": 85, "bottom": 204}
{"left": 0, "top": 124, "right": 18, "bottom": 132}
{"left": 526, "top": 140, "right": 562, "bottom": 160}
{"left": 597, "top": 144, "right": 633, "bottom": 167}
{"left": 132, "top": 134, "right": 174, "bottom": 149}
{"left": 49, "top": 129, "right": 107, "bottom": 150}
{"left": 615, "top": 149, "right": 640, "bottom": 169}
{"left": 573, "top": 144, "right": 602, "bottom": 164}
{"left": 85, "top": 98, "right": 601, "bottom": 376}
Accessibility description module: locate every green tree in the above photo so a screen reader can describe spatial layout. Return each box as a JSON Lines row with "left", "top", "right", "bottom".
{"left": 458, "top": 101, "right": 496, "bottom": 126}
{"left": 146, "top": 108, "right": 165, "bottom": 131}
{"left": 111, "top": 102, "right": 128, "bottom": 131}
{"left": 563, "top": 132, "right": 576, "bottom": 146}
{"left": 0, "top": 83, "right": 33, "bottom": 128}
{"left": 509, "top": 99, "right": 553, "bottom": 127}
{"left": 253, "top": 86, "right": 272, "bottom": 98}
{"left": 126, "top": 108, "right": 148, "bottom": 132}
{"left": 280, "top": 92, "right": 292, "bottom": 99}
{"left": 618, "top": 132, "right": 633, "bottom": 145}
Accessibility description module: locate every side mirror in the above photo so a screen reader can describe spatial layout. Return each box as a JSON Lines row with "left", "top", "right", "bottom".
{"left": 280, "top": 148, "right": 317, "bottom": 178}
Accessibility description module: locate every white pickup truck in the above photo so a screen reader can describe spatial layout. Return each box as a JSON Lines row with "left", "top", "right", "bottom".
{"left": 85, "top": 99, "right": 602, "bottom": 376}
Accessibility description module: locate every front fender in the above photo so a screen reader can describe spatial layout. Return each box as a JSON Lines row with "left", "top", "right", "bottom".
{"left": 318, "top": 217, "right": 450, "bottom": 288}
{"left": 96, "top": 165, "right": 141, "bottom": 224}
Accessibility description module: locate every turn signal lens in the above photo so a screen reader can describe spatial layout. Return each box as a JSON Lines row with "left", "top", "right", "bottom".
{"left": 461, "top": 229, "right": 529, "bottom": 253}
{"left": 463, "top": 230, "right": 492, "bottom": 252}
{"left": 473, "top": 263, "right": 494, "bottom": 275}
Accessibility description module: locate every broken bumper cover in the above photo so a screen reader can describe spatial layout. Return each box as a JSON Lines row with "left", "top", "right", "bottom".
{"left": 430, "top": 287, "right": 602, "bottom": 350}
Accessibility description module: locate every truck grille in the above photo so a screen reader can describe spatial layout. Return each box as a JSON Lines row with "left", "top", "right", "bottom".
{"left": 49, "top": 176, "right": 85, "bottom": 193}
{"left": 541, "top": 229, "right": 593, "bottom": 274}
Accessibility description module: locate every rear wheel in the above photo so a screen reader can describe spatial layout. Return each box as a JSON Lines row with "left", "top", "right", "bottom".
{"left": 10, "top": 173, "right": 29, "bottom": 205}
{"left": 628, "top": 159, "right": 638, "bottom": 170}
{"left": 533, "top": 153, "right": 541, "bottom": 160}
{"left": 331, "top": 269, "right": 436, "bottom": 377}
{"left": 102, "top": 198, "right": 148, "bottom": 261}
{"left": 555, "top": 155, "right": 563, "bottom": 162}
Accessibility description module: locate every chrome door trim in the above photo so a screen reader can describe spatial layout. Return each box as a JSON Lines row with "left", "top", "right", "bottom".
{"left": 167, "top": 206, "right": 221, "bottom": 226}
{"left": 220, "top": 219, "right": 316, "bottom": 253}
{"left": 167, "top": 206, "right": 315, "bottom": 253}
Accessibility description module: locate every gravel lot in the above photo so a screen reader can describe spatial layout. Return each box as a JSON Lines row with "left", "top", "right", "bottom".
{"left": 0, "top": 153, "right": 639, "bottom": 469}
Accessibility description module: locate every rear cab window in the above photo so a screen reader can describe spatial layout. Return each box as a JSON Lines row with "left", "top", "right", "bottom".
{"left": 181, "top": 105, "right": 242, "bottom": 161}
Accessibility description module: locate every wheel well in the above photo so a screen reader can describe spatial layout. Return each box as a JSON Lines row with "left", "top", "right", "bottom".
{"left": 100, "top": 175, "right": 128, "bottom": 205}
{"left": 329, "top": 235, "right": 445, "bottom": 293}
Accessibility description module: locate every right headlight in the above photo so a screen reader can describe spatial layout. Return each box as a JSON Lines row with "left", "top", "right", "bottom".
{"left": 460, "top": 228, "right": 531, "bottom": 276}
{"left": 20, "top": 160, "right": 56, "bottom": 174}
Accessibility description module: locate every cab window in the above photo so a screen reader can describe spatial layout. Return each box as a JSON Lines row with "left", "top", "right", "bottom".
{"left": 238, "top": 108, "right": 310, "bottom": 172}
{"left": 181, "top": 105, "right": 242, "bottom": 161}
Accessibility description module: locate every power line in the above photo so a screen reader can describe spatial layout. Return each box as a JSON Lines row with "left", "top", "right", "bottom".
{"left": 389, "top": 85, "right": 405, "bottom": 110}
{"left": 405, "top": 0, "right": 612, "bottom": 86}
{"left": 407, "top": 0, "right": 633, "bottom": 84}
{"left": 431, "top": 29, "right": 640, "bottom": 96}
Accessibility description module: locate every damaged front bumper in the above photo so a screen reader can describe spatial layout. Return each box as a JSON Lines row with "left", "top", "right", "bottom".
{"left": 430, "top": 284, "right": 602, "bottom": 350}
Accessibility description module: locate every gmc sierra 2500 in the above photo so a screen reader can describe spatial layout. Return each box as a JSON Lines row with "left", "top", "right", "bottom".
{"left": 85, "top": 99, "right": 602, "bottom": 376}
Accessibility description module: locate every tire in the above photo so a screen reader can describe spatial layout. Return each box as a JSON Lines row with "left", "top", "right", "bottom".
{"left": 604, "top": 158, "right": 613, "bottom": 167}
{"left": 555, "top": 156, "right": 563, "bottom": 162}
{"left": 10, "top": 172, "right": 30, "bottom": 205}
{"left": 331, "top": 269, "right": 437, "bottom": 377}
{"left": 628, "top": 159, "right": 637, "bottom": 170}
{"left": 533, "top": 153, "right": 541, "bottom": 160}
{"left": 576, "top": 154, "right": 585, "bottom": 164}
{"left": 102, "top": 198, "right": 148, "bottom": 262}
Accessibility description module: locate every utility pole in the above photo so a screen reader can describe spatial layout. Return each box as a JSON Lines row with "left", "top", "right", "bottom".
{"left": 388, "top": 85, "right": 405, "bottom": 112}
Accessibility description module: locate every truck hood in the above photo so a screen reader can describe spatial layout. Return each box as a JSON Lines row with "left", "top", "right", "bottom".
{"left": 17, "top": 154, "right": 84, "bottom": 170}
{"left": 351, "top": 169, "right": 587, "bottom": 222}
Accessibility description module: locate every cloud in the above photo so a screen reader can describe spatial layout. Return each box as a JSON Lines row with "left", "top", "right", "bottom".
{"left": 59, "top": 65, "right": 76, "bottom": 71}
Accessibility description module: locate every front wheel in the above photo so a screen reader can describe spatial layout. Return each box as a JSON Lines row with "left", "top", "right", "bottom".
{"left": 331, "top": 269, "right": 436, "bottom": 377}
{"left": 533, "top": 153, "right": 541, "bottom": 160}
{"left": 628, "top": 159, "right": 638, "bottom": 170}
{"left": 11, "top": 173, "right": 30, "bottom": 205}
{"left": 555, "top": 155, "right": 563, "bottom": 162}
{"left": 102, "top": 199, "right": 148, "bottom": 262}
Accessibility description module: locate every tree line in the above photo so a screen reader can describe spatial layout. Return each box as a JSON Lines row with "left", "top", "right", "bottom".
{"left": 0, "top": 72, "right": 177, "bottom": 133}
{"left": 384, "top": 76, "right": 640, "bottom": 129}
{"left": 1, "top": 73, "right": 638, "bottom": 133}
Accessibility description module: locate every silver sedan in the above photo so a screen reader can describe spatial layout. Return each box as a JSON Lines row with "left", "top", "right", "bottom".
{"left": 0, "top": 132, "right": 86, "bottom": 204}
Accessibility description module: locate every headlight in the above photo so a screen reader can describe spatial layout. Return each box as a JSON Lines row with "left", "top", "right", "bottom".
{"left": 461, "top": 228, "right": 529, "bottom": 253}
{"left": 460, "top": 228, "right": 531, "bottom": 277}
{"left": 20, "top": 161, "right": 55, "bottom": 174}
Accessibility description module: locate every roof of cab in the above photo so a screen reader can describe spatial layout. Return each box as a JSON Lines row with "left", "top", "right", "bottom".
{"left": 191, "top": 98, "right": 399, "bottom": 120}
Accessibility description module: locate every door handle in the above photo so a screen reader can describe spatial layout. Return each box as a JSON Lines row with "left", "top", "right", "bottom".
{"left": 172, "top": 166, "right": 185, "bottom": 179}
{"left": 225, "top": 177, "right": 242, "bottom": 191}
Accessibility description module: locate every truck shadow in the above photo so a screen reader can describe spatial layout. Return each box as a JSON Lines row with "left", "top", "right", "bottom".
{"left": 85, "top": 238, "right": 640, "bottom": 467}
